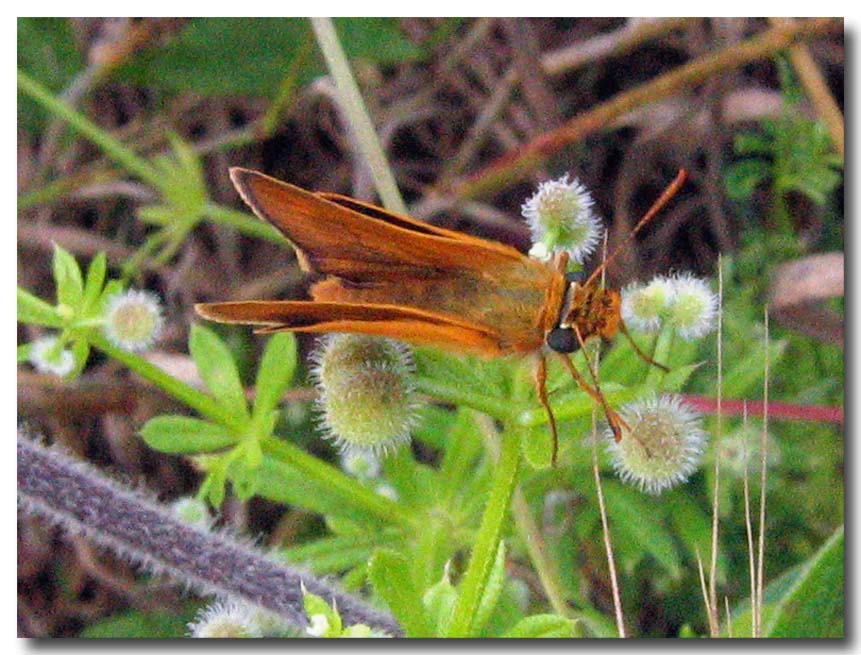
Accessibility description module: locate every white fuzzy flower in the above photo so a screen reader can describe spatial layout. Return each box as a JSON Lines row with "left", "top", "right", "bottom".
{"left": 103, "top": 289, "right": 164, "bottom": 352}
{"left": 605, "top": 394, "right": 708, "bottom": 495}
{"left": 521, "top": 174, "right": 602, "bottom": 264}
{"left": 667, "top": 273, "right": 718, "bottom": 340}
{"left": 29, "top": 336, "right": 76, "bottom": 377}
{"left": 340, "top": 449, "right": 382, "bottom": 479}
{"left": 188, "top": 599, "right": 264, "bottom": 638}
{"left": 620, "top": 276, "right": 676, "bottom": 334}
{"left": 306, "top": 614, "right": 331, "bottom": 638}
{"left": 310, "top": 334, "right": 420, "bottom": 458}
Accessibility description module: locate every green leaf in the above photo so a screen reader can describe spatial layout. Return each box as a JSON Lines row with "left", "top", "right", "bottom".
{"left": 521, "top": 423, "right": 555, "bottom": 470}
{"left": 381, "top": 448, "right": 438, "bottom": 510}
{"left": 437, "top": 408, "right": 483, "bottom": 497}
{"left": 473, "top": 540, "right": 506, "bottom": 635}
{"left": 413, "top": 404, "right": 457, "bottom": 451}
{"left": 255, "top": 455, "right": 386, "bottom": 524}
{"left": 284, "top": 532, "right": 399, "bottom": 575}
{"left": 140, "top": 415, "right": 237, "bottom": 453}
{"left": 68, "top": 336, "right": 90, "bottom": 378}
{"left": 423, "top": 569, "right": 457, "bottom": 637}
{"left": 52, "top": 243, "right": 84, "bottom": 308}
{"left": 113, "top": 18, "right": 422, "bottom": 99}
{"left": 665, "top": 490, "right": 727, "bottom": 583}
{"left": 659, "top": 362, "right": 701, "bottom": 393}
{"left": 501, "top": 614, "right": 577, "bottom": 638}
{"left": 82, "top": 252, "right": 108, "bottom": 314}
{"left": 252, "top": 333, "right": 297, "bottom": 421}
{"left": 766, "top": 525, "right": 843, "bottom": 638}
{"left": 100, "top": 279, "right": 125, "bottom": 307}
{"left": 151, "top": 133, "right": 209, "bottom": 220}
{"left": 17, "top": 287, "right": 62, "bottom": 327}
{"left": 733, "top": 131, "right": 773, "bottom": 156}
{"left": 189, "top": 325, "right": 249, "bottom": 420}
{"left": 17, "top": 18, "right": 83, "bottom": 133}
{"left": 302, "top": 590, "right": 342, "bottom": 636}
{"left": 332, "top": 18, "right": 421, "bottom": 63}
{"left": 230, "top": 441, "right": 263, "bottom": 501}
{"left": 114, "top": 18, "right": 312, "bottom": 97}
{"left": 369, "top": 549, "right": 432, "bottom": 637}
{"left": 721, "top": 337, "right": 787, "bottom": 398}
{"left": 78, "top": 604, "right": 201, "bottom": 638}
{"left": 600, "top": 481, "right": 682, "bottom": 578}
{"left": 17, "top": 343, "right": 33, "bottom": 362}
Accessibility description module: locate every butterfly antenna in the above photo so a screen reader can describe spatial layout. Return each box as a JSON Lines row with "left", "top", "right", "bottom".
{"left": 584, "top": 169, "right": 689, "bottom": 289}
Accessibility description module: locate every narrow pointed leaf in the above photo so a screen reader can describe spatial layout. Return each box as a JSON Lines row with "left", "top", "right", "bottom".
{"left": 189, "top": 324, "right": 249, "bottom": 420}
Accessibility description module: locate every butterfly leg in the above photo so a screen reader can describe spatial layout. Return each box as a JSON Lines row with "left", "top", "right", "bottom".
{"left": 533, "top": 353, "right": 559, "bottom": 465}
{"left": 555, "top": 337, "right": 630, "bottom": 442}
{"left": 618, "top": 320, "right": 669, "bottom": 372}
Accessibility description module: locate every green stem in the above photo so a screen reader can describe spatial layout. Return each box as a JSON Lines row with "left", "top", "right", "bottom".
{"left": 516, "top": 385, "right": 640, "bottom": 427}
{"left": 510, "top": 487, "right": 576, "bottom": 617}
{"left": 92, "top": 332, "right": 414, "bottom": 530}
{"left": 89, "top": 334, "right": 244, "bottom": 433}
{"left": 260, "top": 437, "right": 415, "bottom": 530}
{"left": 17, "top": 70, "right": 162, "bottom": 190}
{"left": 121, "top": 231, "right": 169, "bottom": 282}
{"left": 414, "top": 375, "right": 514, "bottom": 420}
{"left": 18, "top": 170, "right": 111, "bottom": 212}
{"left": 309, "top": 18, "right": 407, "bottom": 214}
{"left": 205, "top": 202, "right": 286, "bottom": 244}
{"left": 446, "top": 423, "right": 521, "bottom": 637}
{"left": 261, "top": 32, "right": 315, "bottom": 135}
{"left": 646, "top": 327, "right": 675, "bottom": 387}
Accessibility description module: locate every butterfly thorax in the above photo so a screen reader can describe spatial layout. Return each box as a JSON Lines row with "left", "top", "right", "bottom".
{"left": 562, "top": 283, "right": 621, "bottom": 342}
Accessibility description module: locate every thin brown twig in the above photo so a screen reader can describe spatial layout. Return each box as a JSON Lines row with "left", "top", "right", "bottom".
{"left": 707, "top": 255, "right": 724, "bottom": 637}
{"left": 17, "top": 223, "right": 138, "bottom": 263}
{"left": 542, "top": 18, "right": 696, "bottom": 76}
{"left": 769, "top": 17, "right": 844, "bottom": 159}
{"left": 755, "top": 308, "right": 771, "bottom": 637}
{"left": 501, "top": 19, "right": 562, "bottom": 134}
{"left": 448, "top": 18, "right": 838, "bottom": 199}
{"left": 695, "top": 549, "right": 714, "bottom": 634}
{"left": 588, "top": 255, "right": 625, "bottom": 636}
{"left": 742, "top": 402, "right": 758, "bottom": 637}
{"left": 591, "top": 415, "right": 626, "bottom": 638}
{"left": 725, "top": 597, "right": 733, "bottom": 638}
{"left": 510, "top": 488, "right": 573, "bottom": 619}
{"left": 436, "top": 66, "right": 520, "bottom": 186}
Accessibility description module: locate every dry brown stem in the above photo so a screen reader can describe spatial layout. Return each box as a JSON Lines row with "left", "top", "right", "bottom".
{"left": 450, "top": 18, "right": 839, "bottom": 200}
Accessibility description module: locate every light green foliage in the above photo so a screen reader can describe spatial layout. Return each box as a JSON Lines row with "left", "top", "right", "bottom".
{"left": 301, "top": 589, "right": 383, "bottom": 637}
{"left": 17, "top": 248, "right": 122, "bottom": 379}
{"left": 725, "top": 58, "right": 842, "bottom": 210}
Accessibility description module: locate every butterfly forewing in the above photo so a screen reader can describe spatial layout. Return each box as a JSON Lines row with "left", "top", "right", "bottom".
{"left": 229, "top": 168, "right": 542, "bottom": 282}
{"left": 215, "top": 168, "right": 565, "bottom": 354}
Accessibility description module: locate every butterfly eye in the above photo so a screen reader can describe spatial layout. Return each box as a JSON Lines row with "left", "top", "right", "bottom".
{"left": 547, "top": 326, "right": 579, "bottom": 353}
